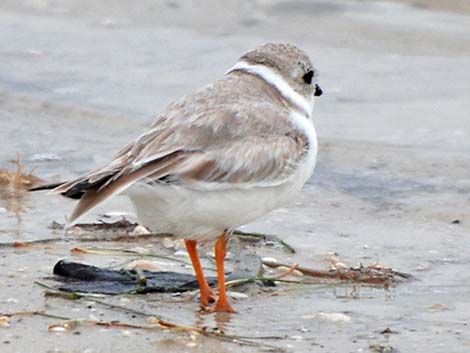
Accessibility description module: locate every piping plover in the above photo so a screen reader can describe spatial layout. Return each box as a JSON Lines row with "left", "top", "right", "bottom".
{"left": 31, "top": 43, "right": 323, "bottom": 313}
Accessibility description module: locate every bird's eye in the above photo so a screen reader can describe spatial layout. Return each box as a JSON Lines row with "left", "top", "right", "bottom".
{"left": 302, "top": 70, "right": 314, "bottom": 85}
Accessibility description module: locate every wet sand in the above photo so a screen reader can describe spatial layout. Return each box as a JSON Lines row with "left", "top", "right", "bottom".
{"left": 1, "top": 1, "right": 470, "bottom": 352}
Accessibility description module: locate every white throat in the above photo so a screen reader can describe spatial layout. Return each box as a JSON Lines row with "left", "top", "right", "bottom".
{"left": 227, "top": 61, "right": 314, "bottom": 116}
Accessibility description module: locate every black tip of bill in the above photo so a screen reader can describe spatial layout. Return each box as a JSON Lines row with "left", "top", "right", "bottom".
{"left": 314, "top": 84, "right": 323, "bottom": 97}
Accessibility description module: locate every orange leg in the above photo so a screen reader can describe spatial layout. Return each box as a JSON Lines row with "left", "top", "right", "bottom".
{"left": 185, "top": 240, "right": 215, "bottom": 307}
{"left": 213, "top": 232, "right": 237, "bottom": 313}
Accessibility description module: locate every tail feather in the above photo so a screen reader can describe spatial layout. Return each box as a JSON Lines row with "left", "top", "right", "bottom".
{"left": 29, "top": 151, "right": 186, "bottom": 226}
{"left": 71, "top": 153, "right": 187, "bottom": 225}
{"left": 29, "top": 182, "right": 66, "bottom": 192}
{"left": 67, "top": 176, "right": 133, "bottom": 225}
{"left": 28, "top": 175, "right": 114, "bottom": 200}
{"left": 55, "top": 174, "right": 115, "bottom": 199}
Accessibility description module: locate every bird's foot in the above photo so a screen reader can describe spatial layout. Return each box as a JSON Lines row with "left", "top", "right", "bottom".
{"left": 212, "top": 298, "right": 237, "bottom": 314}
{"left": 198, "top": 296, "right": 237, "bottom": 314}
{"left": 200, "top": 287, "right": 216, "bottom": 307}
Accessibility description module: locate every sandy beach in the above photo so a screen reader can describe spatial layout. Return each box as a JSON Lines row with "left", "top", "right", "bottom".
{"left": 1, "top": 1, "right": 469, "bottom": 352}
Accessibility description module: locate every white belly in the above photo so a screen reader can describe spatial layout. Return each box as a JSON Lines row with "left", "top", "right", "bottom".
{"left": 126, "top": 156, "right": 316, "bottom": 241}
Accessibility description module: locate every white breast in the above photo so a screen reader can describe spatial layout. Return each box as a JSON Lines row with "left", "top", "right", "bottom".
{"left": 288, "top": 110, "right": 318, "bottom": 189}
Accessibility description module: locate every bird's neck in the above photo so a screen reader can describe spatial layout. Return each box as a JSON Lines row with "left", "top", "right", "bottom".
{"left": 227, "top": 61, "right": 313, "bottom": 117}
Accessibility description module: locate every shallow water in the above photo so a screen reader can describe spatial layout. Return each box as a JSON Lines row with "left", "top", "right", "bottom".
{"left": 1, "top": 1, "right": 470, "bottom": 352}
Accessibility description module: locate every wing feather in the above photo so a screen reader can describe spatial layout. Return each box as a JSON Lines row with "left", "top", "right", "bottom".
{"left": 171, "top": 134, "right": 308, "bottom": 188}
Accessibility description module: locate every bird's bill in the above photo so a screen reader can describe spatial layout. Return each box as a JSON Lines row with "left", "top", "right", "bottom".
{"left": 314, "top": 84, "right": 323, "bottom": 97}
